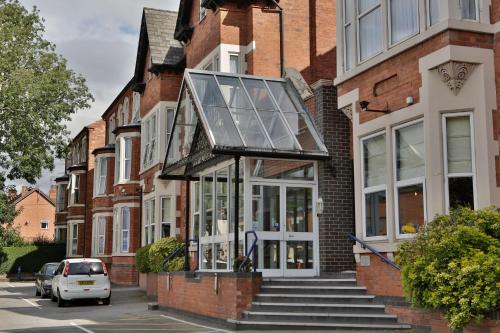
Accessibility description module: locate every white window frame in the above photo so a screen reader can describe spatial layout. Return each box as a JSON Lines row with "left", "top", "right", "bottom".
{"left": 143, "top": 198, "right": 156, "bottom": 245}
{"left": 357, "top": 0, "right": 383, "bottom": 64}
{"left": 160, "top": 196, "right": 174, "bottom": 238}
{"left": 460, "top": 0, "right": 479, "bottom": 21}
{"left": 392, "top": 119, "right": 427, "bottom": 239}
{"left": 166, "top": 108, "right": 175, "bottom": 157}
{"left": 70, "top": 174, "right": 80, "bottom": 205}
{"left": 228, "top": 53, "right": 241, "bottom": 74}
{"left": 69, "top": 223, "right": 79, "bottom": 256}
{"left": 120, "top": 207, "right": 130, "bottom": 253}
{"left": 141, "top": 111, "right": 158, "bottom": 170}
{"left": 56, "top": 184, "right": 65, "bottom": 212}
{"left": 40, "top": 220, "right": 49, "bottom": 230}
{"left": 108, "top": 114, "right": 116, "bottom": 144}
{"left": 132, "top": 92, "right": 141, "bottom": 123}
{"left": 94, "top": 157, "right": 107, "bottom": 196}
{"left": 93, "top": 216, "right": 107, "bottom": 256}
{"left": 388, "top": 0, "right": 420, "bottom": 47}
{"left": 426, "top": 0, "right": 440, "bottom": 27}
{"left": 123, "top": 97, "right": 129, "bottom": 125}
{"left": 442, "top": 112, "right": 477, "bottom": 213}
{"left": 343, "top": 0, "right": 354, "bottom": 71}
{"left": 360, "top": 131, "right": 388, "bottom": 241}
{"left": 116, "top": 137, "right": 132, "bottom": 184}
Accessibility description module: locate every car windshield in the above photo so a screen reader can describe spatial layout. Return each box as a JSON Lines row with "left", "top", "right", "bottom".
{"left": 68, "top": 262, "right": 104, "bottom": 275}
{"left": 46, "top": 265, "right": 58, "bottom": 276}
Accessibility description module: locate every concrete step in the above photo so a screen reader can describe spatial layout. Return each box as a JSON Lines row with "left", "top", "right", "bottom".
{"left": 228, "top": 319, "right": 413, "bottom": 331}
{"left": 250, "top": 301, "right": 387, "bottom": 314}
{"left": 243, "top": 311, "right": 400, "bottom": 325}
{"left": 259, "top": 285, "right": 367, "bottom": 295}
{"left": 262, "top": 278, "right": 357, "bottom": 287}
{"left": 254, "top": 293, "right": 376, "bottom": 304}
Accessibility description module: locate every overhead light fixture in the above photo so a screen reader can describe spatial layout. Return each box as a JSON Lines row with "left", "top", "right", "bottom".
{"left": 359, "top": 100, "right": 390, "bottom": 113}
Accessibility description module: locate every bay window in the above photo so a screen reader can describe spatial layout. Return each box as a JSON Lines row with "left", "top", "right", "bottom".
{"left": 142, "top": 113, "right": 157, "bottom": 169}
{"left": 361, "top": 133, "right": 387, "bottom": 239}
{"left": 160, "top": 196, "right": 173, "bottom": 238}
{"left": 393, "top": 121, "right": 426, "bottom": 238}
{"left": 56, "top": 184, "right": 65, "bottom": 212}
{"left": 132, "top": 92, "right": 140, "bottom": 123}
{"left": 94, "top": 216, "right": 106, "bottom": 256}
{"left": 389, "top": 0, "right": 419, "bottom": 45}
{"left": 427, "top": 0, "right": 440, "bottom": 26}
{"left": 70, "top": 174, "right": 80, "bottom": 205}
{"left": 70, "top": 223, "right": 78, "bottom": 256}
{"left": 122, "top": 98, "right": 129, "bottom": 125}
{"left": 121, "top": 207, "right": 130, "bottom": 252}
{"left": 115, "top": 137, "right": 132, "bottom": 183}
{"left": 108, "top": 115, "right": 115, "bottom": 143}
{"left": 144, "top": 199, "right": 155, "bottom": 245}
{"left": 358, "top": 0, "right": 383, "bottom": 62}
{"left": 166, "top": 108, "right": 175, "bottom": 158}
{"left": 461, "top": 0, "right": 478, "bottom": 20}
{"left": 94, "top": 157, "right": 107, "bottom": 195}
{"left": 443, "top": 113, "right": 476, "bottom": 211}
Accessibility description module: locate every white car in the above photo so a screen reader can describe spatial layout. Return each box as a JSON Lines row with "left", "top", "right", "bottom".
{"left": 51, "top": 258, "right": 111, "bottom": 307}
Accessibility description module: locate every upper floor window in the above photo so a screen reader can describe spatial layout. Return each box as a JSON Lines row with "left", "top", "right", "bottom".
{"left": 358, "top": 0, "right": 383, "bottom": 62}
{"left": 113, "top": 207, "right": 130, "bottom": 253}
{"left": 94, "top": 157, "right": 107, "bottom": 195}
{"left": 132, "top": 92, "right": 141, "bottom": 123}
{"left": 40, "top": 220, "right": 49, "bottom": 229}
{"left": 161, "top": 196, "right": 173, "bottom": 238}
{"left": 166, "top": 108, "right": 175, "bottom": 158}
{"left": 200, "top": 0, "right": 206, "bottom": 21}
{"left": 108, "top": 115, "right": 116, "bottom": 144}
{"left": 144, "top": 199, "right": 156, "bottom": 245}
{"left": 389, "top": 0, "right": 419, "bottom": 46}
{"left": 81, "top": 137, "right": 87, "bottom": 163}
{"left": 122, "top": 97, "right": 129, "bottom": 125}
{"left": 117, "top": 104, "right": 123, "bottom": 127}
{"left": 428, "top": 0, "right": 440, "bottom": 26}
{"left": 461, "top": 0, "right": 478, "bottom": 20}
{"left": 56, "top": 184, "right": 65, "bottom": 212}
{"left": 69, "top": 174, "right": 80, "bottom": 205}
{"left": 94, "top": 216, "right": 106, "bottom": 256}
{"left": 142, "top": 112, "right": 157, "bottom": 169}
{"left": 229, "top": 54, "right": 241, "bottom": 73}
{"left": 70, "top": 223, "right": 78, "bottom": 255}
{"left": 115, "top": 137, "right": 132, "bottom": 183}
{"left": 343, "top": 0, "right": 354, "bottom": 70}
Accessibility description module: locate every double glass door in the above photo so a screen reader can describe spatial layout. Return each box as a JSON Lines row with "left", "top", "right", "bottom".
{"left": 251, "top": 183, "right": 316, "bottom": 277}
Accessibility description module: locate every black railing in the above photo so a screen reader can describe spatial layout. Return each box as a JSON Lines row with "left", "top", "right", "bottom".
{"left": 162, "top": 239, "right": 199, "bottom": 272}
{"left": 347, "top": 233, "right": 400, "bottom": 270}
{"left": 239, "top": 231, "right": 258, "bottom": 272}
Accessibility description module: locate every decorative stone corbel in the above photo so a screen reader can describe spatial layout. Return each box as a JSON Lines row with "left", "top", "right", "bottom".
{"left": 341, "top": 105, "right": 353, "bottom": 121}
{"left": 433, "top": 61, "right": 476, "bottom": 96}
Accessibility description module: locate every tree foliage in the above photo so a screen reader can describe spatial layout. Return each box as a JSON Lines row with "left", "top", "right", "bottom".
{"left": 148, "top": 237, "right": 185, "bottom": 273}
{"left": 0, "top": 0, "right": 93, "bottom": 183}
{"left": 396, "top": 207, "right": 500, "bottom": 329}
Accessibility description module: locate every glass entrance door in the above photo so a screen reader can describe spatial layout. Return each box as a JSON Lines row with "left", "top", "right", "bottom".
{"left": 252, "top": 183, "right": 317, "bottom": 277}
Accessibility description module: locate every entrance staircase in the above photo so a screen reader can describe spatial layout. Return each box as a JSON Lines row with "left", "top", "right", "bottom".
{"left": 229, "top": 273, "right": 413, "bottom": 330}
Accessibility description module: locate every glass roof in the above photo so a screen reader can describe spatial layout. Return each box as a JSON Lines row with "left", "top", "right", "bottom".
{"left": 164, "top": 70, "right": 329, "bottom": 177}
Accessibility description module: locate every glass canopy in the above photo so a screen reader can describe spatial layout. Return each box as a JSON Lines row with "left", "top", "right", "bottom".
{"left": 163, "top": 69, "right": 329, "bottom": 178}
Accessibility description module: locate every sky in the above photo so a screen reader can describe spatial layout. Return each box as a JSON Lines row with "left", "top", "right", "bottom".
{"left": 8, "top": 0, "right": 180, "bottom": 193}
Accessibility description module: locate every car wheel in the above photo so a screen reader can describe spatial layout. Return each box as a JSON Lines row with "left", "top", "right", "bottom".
{"left": 51, "top": 291, "right": 57, "bottom": 302}
{"left": 40, "top": 288, "right": 47, "bottom": 299}
{"left": 102, "top": 295, "right": 111, "bottom": 305}
{"left": 35, "top": 286, "right": 41, "bottom": 297}
{"left": 57, "top": 289, "right": 66, "bottom": 308}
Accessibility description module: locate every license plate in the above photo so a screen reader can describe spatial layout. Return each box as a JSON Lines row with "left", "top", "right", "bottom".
{"left": 78, "top": 281, "right": 95, "bottom": 286}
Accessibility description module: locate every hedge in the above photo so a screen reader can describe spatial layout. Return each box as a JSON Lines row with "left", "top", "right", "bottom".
{"left": 0, "top": 244, "right": 66, "bottom": 274}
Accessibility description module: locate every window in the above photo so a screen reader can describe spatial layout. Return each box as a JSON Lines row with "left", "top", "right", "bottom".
{"left": 144, "top": 199, "right": 155, "bottom": 245}
{"left": 95, "top": 216, "right": 106, "bottom": 255}
{"left": 389, "top": 0, "right": 419, "bottom": 45}
{"left": 121, "top": 207, "right": 130, "bottom": 252}
{"left": 40, "top": 220, "right": 49, "bottom": 229}
{"left": 461, "top": 0, "right": 478, "bottom": 20}
{"left": 122, "top": 97, "right": 129, "bottom": 125}
{"left": 166, "top": 108, "right": 175, "bottom": 158}
{"left": 56, "top": 184, "right": 65, "bottom": 212}
{"left": 361, "top": 133, "right": 387, "bottom": 239}
{"left": 358, "top": 0, "right": 383, "bottom": 62}
{"left": 115, "top": 138, "right": 132, "bottom": 183}
{"left": 94, "top": 157, "right": 107, "bottom": 195}
{"left": 393, "top": 121, "right": 425, "bottom": 237}
{"left": 192, "top": 182, "right": 200, "bottom": 239}
{"left": 132, "top": 92, "right": 141, "bottom": 123}
{"left": 428, "top": 0, "right": 440, "bottom": 26}
{"left": 117, "top": 104, "right": 123, "bottom": 127}
{"left": 70, "top": 223, "right": 78, "bottom": 255}
{"left": 55, "top": 227, "right": 67, "bottom": 243}
{"left": 200, "top": 0, "right": 206, "bottom": 21}
{"left": 70, "top": 174, "right": 80, "bottom": 205}
{"left": 343, "top": 0, "right": 354, "bottom": 71}
{"left": 443, "top": 113, "right": 476, "bottom": 211}
{"left": 142, "top": 113, "right": 157, "bottom": 169}
{"left": 108, "top": 115, "right": 115, "bottom": 143}
{"left": 229, "top": 54, "right": 240, "bottom": 74}
{"left": 81, "top": 137, "right": 87, "bottom": 162}
{"left": 161, "top": 197, "right": 172, "bottom": 238}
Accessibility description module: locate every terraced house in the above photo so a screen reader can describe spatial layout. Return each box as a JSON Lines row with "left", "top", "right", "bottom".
{"left": 52, "top": 0, "right": 498, "bottom": 331}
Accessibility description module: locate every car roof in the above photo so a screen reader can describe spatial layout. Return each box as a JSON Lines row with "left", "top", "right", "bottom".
{"left": 45, "top": 262, "right": 60, "bottom": 266}
{"left": 64, "top": 258, "right": 103, "bottom": 263}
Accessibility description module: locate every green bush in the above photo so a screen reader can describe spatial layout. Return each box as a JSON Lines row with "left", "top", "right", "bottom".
{"left": 135, "top": 243, "right": 152, "bottom": 273}
{"left": 0, "top": 244, "right": 66, "bottom": 274}
{"left": 396, "top": 207, "right": 500, "bottom": 330}
{"left": 148, "top": 237, "right": 185, "bottom": 273}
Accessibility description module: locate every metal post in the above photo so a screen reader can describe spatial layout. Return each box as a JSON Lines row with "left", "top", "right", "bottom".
{"left": 184, "top": 178, "right": 190, "bottom": 272}
{"left": 233, "top": 155, "right": 240, "bottom": 270}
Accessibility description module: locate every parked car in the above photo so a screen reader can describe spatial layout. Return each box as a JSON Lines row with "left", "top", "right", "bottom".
{"left": 35, "top": 262, "right": 59, "bottom": 298}
{"left": 51, "top": 258, "right": 111, "bottom": 307}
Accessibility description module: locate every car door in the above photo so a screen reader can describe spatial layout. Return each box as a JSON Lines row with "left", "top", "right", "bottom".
{"left": 36, "top": 265, "right": 45, "bottom": 289}
{"left": 52, "top": 261, "right": 65, "bottom": 291}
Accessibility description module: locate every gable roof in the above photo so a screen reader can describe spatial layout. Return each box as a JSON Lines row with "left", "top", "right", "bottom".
{"left": 134, "top": 8, "right": 184, "bottom": 83}
{"left": 13, "top": 187, "right": 55, "bottom": 207}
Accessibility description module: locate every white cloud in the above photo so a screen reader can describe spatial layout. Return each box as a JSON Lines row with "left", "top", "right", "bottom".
{"left": 6, "top": 0, "right": 180, "bottom": 193}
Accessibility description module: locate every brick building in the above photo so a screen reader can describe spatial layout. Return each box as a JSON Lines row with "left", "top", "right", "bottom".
{"left": 9, "top": 186, "right": 56, "bottom": 242}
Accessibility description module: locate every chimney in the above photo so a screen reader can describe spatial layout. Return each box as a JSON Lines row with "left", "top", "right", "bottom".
{"left": 49, "top": 185, "right": 57, "bottom": 201}
{"left": 7, "top": 187, "right": 17, "bottom": 200}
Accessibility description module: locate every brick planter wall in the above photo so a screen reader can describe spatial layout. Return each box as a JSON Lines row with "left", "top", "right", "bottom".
{"left": 110, "top": 256, "right": 138, "bottom": 285}
{"left": 158, "top": 272, "right": 262, "bottom": 321}
{"left": 139, "top": 272, "right": 147, "bottom": 291}
{"left": 356, "top": 254, "right": 404, "bottom": 297}
{"left": 146, "top": 273, "right": 158, "bottom": 300}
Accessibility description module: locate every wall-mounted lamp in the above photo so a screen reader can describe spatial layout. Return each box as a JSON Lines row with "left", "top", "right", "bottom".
{"left": 359, "top": 101, "right": 390, "bottom": 113}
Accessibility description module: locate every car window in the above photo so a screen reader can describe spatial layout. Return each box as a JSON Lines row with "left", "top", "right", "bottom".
{"left": 39, "top": 265, "right": 46, "bottom": 275}
{"left": 56, "top": 262, "right": 65, "bottom": 275}
{"left": 68, "top": 262, "right": 104, "bottom": 275}
{"left": 46, "top": 264, "right": 58, "bottom": 276}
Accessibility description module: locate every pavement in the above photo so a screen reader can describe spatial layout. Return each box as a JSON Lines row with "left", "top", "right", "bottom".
{"left": 0, "top": 282, "right": 408, "bottom": 333}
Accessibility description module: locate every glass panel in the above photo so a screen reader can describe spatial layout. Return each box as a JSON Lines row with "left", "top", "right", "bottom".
{"left": 286, "top": 241, "right": 313, "bottom": 269}
{"left": 201, "top": 244, "right": 213, "bottom": 270}
{"left": 256, "top": 240, "right": 280, "bottom": 269}
{"left": 161, "top": 223, "right": 171, "bottom": 238}
{"left": 363, "top": 134, "right": 386, "bottom": 187}
{"left": 250, "top": 159, "right": 314, "bottom": 181}
{"left": 365, "top": 190, "right": 387, "bottom": 237}
{"left": 461, "top": 0, "right": 476, "bottom": 20}
{"left": 359, "top": 7, "right": 383, "bottom": 61}
{"left": 252, "top": 185, "right": 280, "bottom": 232}
{"left": 446, "top": 116, "right": 472, "bottom": 174}
{"left": 161, "top": 197, "right": 171, "bottom": 223}
{"left": 396, "top": 122, "right": 424, "bottom": 181}
{"left": 215, "top": 169, "right": 229, "bottom": 235}
{"left": 428, "top": 0, "right": 440, "bottom": 25}
{"left": 390, "top": 0, "right": 418, "bottom": 45}
{"left": 286, "top": 187, "right": 313, "bottom": 232}
{"left": 344, "top": 0, "right": 354, "bottom": 23}
{"left": 229, "top": 55, "right": 240, "bottom": 74}
{"left": 229, "top": 240, "right": 244, "bottom": 269}
{"left": 203, "top": 176, "right": 213, "bottom": 237}
{"left": 358, "top": 0, "right": 380, "bottom": 13}
{"left": 189, "top": 73, "right": 243, "bottom": 147}
{"left": 124, "top": 138, "right": 132, "bottom": 180}
{"left": 398, "top": 184, "right": 424, "bottom": 235}
{"left": 217, "top": 76, "right": 271, "bottom": 148}
{"left": 266, "top": 81, "right": 299, "bottom": 113}
{"left": 449, "top": 177, "right": 474, "bottom": 209}
{"left": 282, "top": 112, "right": 321, "bottom": 151}
{"left": 344, "top": 24, "right": 353, "bottom": 70}
{"left": 215, "top": 243, "right": 228, "bottom": 269}
{"left": 229, "top": 164, "right": 244, "bottom": 233}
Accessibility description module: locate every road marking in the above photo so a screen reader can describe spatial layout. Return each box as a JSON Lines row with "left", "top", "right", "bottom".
{"left": 161, "top": 315, "right": 234, "bottom": 333}
{"left": 70, "top": 322, "right": 95, "bottom": 333}
{"left": 19, "top": 297, "right": 41, "bottom": 309}
{"left": 7, "top": 283, "right": 15, "bottom": 288}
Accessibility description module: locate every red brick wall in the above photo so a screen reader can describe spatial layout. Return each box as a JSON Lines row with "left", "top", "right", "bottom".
{"left": 356, "top": 254, "right": 404, "bottom": 297}
{"left": 110, "top": 255, "right": 138, "bottom": 285}
{"left": 158, "top": 272, "right": 262, "bottom": 320}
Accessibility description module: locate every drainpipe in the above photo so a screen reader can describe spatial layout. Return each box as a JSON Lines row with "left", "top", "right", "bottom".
{"left": 184, "top": 178, "right": 190, "bottom": 272}
{"left": 265, "top": 0, "right": 285, "bottom": 77}
{"left": 233, "top": 155, "right": 240, "bottom": 267}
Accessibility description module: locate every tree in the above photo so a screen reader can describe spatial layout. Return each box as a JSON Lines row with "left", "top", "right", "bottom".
{"left": 0, "top": 0, "right": 93, "bottom": 184}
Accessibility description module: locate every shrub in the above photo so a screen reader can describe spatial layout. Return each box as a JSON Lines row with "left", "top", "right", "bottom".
{"left": 0, "top": 244, "right": 66, "bottom": 274}
{"left": 396, "top": 207, "right": 500, "bottom": 330}
{"left": 31, "top": 234, "right": 55, "bottom": 246}
{"left": 135, "top": 244, "right": 152, "bottom": 273}
{"left": 0, "top": 226, "right": 24, "bottom": 247}
{"left": 233, "top": 255, "right": 252, "bottom": 272}
{"left": 148, "top": 237, "right": 185, "bottom": 273}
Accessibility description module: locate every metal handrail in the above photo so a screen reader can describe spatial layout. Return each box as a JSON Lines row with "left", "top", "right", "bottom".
{"left": 162, "top": 238, "right": 199, "bottom": 272}
{"left": 239, "top": 231, "right": 258, "bottom": 272}
{"left": 347, "top": 233, "right": 400, "bottom": 270}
